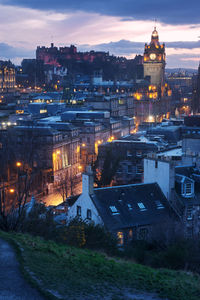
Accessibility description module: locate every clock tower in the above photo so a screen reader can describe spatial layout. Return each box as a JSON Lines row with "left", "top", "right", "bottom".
{"left": 143, "top": 27, "right": 166, "bottom": 87}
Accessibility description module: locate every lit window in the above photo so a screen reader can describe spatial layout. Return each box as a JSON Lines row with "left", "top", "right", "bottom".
{"left": 87, "top": 209, "right": 92, "bottom": 220}
{"left": 110, "top": 206, "right": 119, "bottom": 215}
{"left": 117, "top": 231, "right": 124, "bottom": 245}
{"left": 77, "top": 206, "right": 81, "bottom": 217}
{"left": 128, "top": 229, "right": 133, "bottom": 241}
{"left": 137, "top": 202, "right": 147, "bottom": 211}
{"left": 155, "top": 200, "right": 164, "bottom": 209}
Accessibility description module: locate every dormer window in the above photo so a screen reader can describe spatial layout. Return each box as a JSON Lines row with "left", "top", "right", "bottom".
{"left": 110, "top": 206, "right": 119, "bottom": 215}
{"left": 155, "top": 200, "right": 164, "bottom": 209}
{"left": 185, "top": 183, "right": 192, "bottom": 196}
{"left": 181, "top": 179, "right": 194, "bottom": 198}
{"left": 137, "top": 202, "right": 147, "bottom": 211}
{"left": 127, "top": 204, "right": 133, "bottom": 211}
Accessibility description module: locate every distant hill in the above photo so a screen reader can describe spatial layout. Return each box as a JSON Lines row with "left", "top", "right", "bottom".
{"left": 166, "top": 68, "right": 198, "bottom": 74}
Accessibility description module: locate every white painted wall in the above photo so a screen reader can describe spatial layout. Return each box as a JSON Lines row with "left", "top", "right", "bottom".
{"left": 67, "top": 169, "right": 103, "bottom": 225}
{"left": 67, "top": 193, "right": 103, "bottom": 225}
{"left": 144, "top": 158, "right": 174, "bottom": 200}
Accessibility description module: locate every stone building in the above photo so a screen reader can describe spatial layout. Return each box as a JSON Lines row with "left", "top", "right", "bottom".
{"left": 4, "top": 123, "right": 80, "bottom": 195}
{"left": 143, "top": 27, "right": 165, "bottom": 87}
{"left": 0, "top": 61, "right": 15, "bottom": 91}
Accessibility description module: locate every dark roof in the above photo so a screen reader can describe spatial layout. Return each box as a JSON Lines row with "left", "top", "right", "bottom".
{"left": 91, "top": 183, "right": 174, "bottom": 231}
{"left": 68, "top": 194, "right": 80, "bottom": 207}
{"left": 175, "top": 165, "right": 195, "bottom": 177}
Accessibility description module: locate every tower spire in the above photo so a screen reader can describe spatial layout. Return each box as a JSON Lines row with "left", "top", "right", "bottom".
{"left": 154, "top": 18, "right": 157, "bottom": 30}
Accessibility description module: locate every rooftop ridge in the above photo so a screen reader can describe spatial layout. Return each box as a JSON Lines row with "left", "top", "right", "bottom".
{"left": 94, "top": 182, "right": 157, "bottom": 191}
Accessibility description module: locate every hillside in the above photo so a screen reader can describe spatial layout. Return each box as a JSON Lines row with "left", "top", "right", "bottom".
{"left": 1, "top": 231, "right": 200, "bottom": 300}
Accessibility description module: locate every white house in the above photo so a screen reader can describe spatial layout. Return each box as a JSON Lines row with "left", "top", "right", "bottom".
{"left": 67, "top": 166, "right": 175, "bottom": 245}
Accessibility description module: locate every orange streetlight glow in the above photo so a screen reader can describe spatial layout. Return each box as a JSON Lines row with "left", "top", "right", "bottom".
{"left": 16, "top": 162, "right": 22, "bottom": 167}
{"left": 9, "top": 188, "right": 15, "bottom": 193}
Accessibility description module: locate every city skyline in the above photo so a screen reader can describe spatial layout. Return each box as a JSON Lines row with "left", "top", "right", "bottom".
{"left": 0, "top": 0, "right": 200, "bottom": 68}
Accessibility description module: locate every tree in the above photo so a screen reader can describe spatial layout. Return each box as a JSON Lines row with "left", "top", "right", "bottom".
{"left": 0, "top": 126, "right": 42, "bottom": 231}
{"left": 57, "top": 170, "right": 77, "bottom": 202}
{"left": 93, "top": 150, "right": 120, "bottom": 187}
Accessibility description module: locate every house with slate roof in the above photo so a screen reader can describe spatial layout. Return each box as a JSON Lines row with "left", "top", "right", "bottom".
{"left": 144, "top": 153, "right": 200, "bottom": 237}
{"left": 67, "top": 166, "right": 176, "bottom": 245}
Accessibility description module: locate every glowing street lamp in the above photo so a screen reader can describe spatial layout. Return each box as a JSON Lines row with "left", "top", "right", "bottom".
{"left": 9, "top": 188, "right": 15, "bottom": 194}
{"left": 16, "top": 162, "right": 22, "bottom": 167}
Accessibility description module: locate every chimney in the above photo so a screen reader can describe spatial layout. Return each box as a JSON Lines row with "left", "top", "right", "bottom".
{"left": 82, "top": 166, "right": 94, "bottom": 196}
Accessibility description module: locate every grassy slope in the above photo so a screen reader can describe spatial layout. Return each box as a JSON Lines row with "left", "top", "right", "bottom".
{"left": 1, "top": 231, "right": 200, "bottom": 300}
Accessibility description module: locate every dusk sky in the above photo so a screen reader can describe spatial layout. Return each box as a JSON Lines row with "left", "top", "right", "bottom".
{"left": 0, "top": 0, "right": 200, "bottom": 68}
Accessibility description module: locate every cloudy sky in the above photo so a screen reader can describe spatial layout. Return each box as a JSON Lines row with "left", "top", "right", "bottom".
{"left": 0, "top": 0, "right": 200, "bottom": 68}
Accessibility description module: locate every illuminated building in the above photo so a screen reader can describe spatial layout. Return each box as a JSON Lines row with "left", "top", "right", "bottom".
{"left": 0, "top": 61, "right": 15, "bottom": 91}
{"left": 4, "top": 123, "right": 80, "bottom": 195}
{"left": 132, "top": 28, "right": 171, "bottom": 124}
{"left": 143, "top": 27, "right": 165, "bottom": 87}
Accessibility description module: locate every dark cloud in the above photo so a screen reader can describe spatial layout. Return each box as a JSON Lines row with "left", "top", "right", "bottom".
{"left": 79, "top": 40, "right": 144, "bottom": 56}
{"left": 1, "top": 0, "right": 200, "bottom": 25}
{"left": 79, "top": 39, "right": 200, "bottom": 57}
{"left": 80, "top": 39, "right": 200, "bottom": 68}
{"left": 0, "top": 43, "right": 34, "bottom": 59}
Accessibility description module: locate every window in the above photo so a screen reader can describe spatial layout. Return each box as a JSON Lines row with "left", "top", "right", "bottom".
{"left": 128, "top": 229, "right": 133, "bottom": 241}
{"left": 117, "top": 231, "right": 124, "bottom": 245}
{"left": 155, "top": 200, "right": 164, "bottom": 209}
{"left": 186, "top": 206, "right": 193, "bottom": 220}
{"left": 127, "top": 204, "right": 133, "bottom": 211}
{"left": 127, "top": 165, "right": 132, "bottom": 173}
{"left": 109, "top": 206, "right": 119, "bottom": 215}
{"left": 77, "top": 205, "right": 81, "bottom": 217}
{"left": 136, "top": 165, "right": 143, "bottom": 174}
{"left": 136, "top": 151, "right": 142, "bottom": 157}
{"left": 127, "top": 150, "right": 132, "bottom": 157}
{"left": 185, "top": 183, "right": 192, "bottom": 195}
{"left": 87, "top": 209, "right": 92, "bottom": 220}
{"left": 137, "top": 202, "right": 147, "bottom": 211}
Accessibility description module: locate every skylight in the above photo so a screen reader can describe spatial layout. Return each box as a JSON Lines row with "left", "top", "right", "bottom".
{"left": 109, "top": 206, "right": 119, "bottom": 215}
{"left": 127, "top": 204, "right": 133, "bottom": 211}
{"left": 137, "top": 202, "right": 147, "bottom": 211}
{"left": 155, "top": 200, "right": 164, "bottom": 209}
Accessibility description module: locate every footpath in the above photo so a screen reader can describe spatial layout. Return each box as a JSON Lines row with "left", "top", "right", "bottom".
{"left": 0, "top": 238, "right": 44, "bottom": 300}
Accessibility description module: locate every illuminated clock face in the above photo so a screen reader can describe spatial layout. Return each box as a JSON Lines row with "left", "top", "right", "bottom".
{"left": 150, "top": 53, "right": 156, "bottom": 60}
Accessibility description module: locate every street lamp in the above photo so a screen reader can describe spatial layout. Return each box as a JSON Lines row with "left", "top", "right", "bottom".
{"left": 16, "top": 162, "right": 22, "bottom": 167}
{"left": 9, "top": 188, "right": 15, "bottom": 193}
